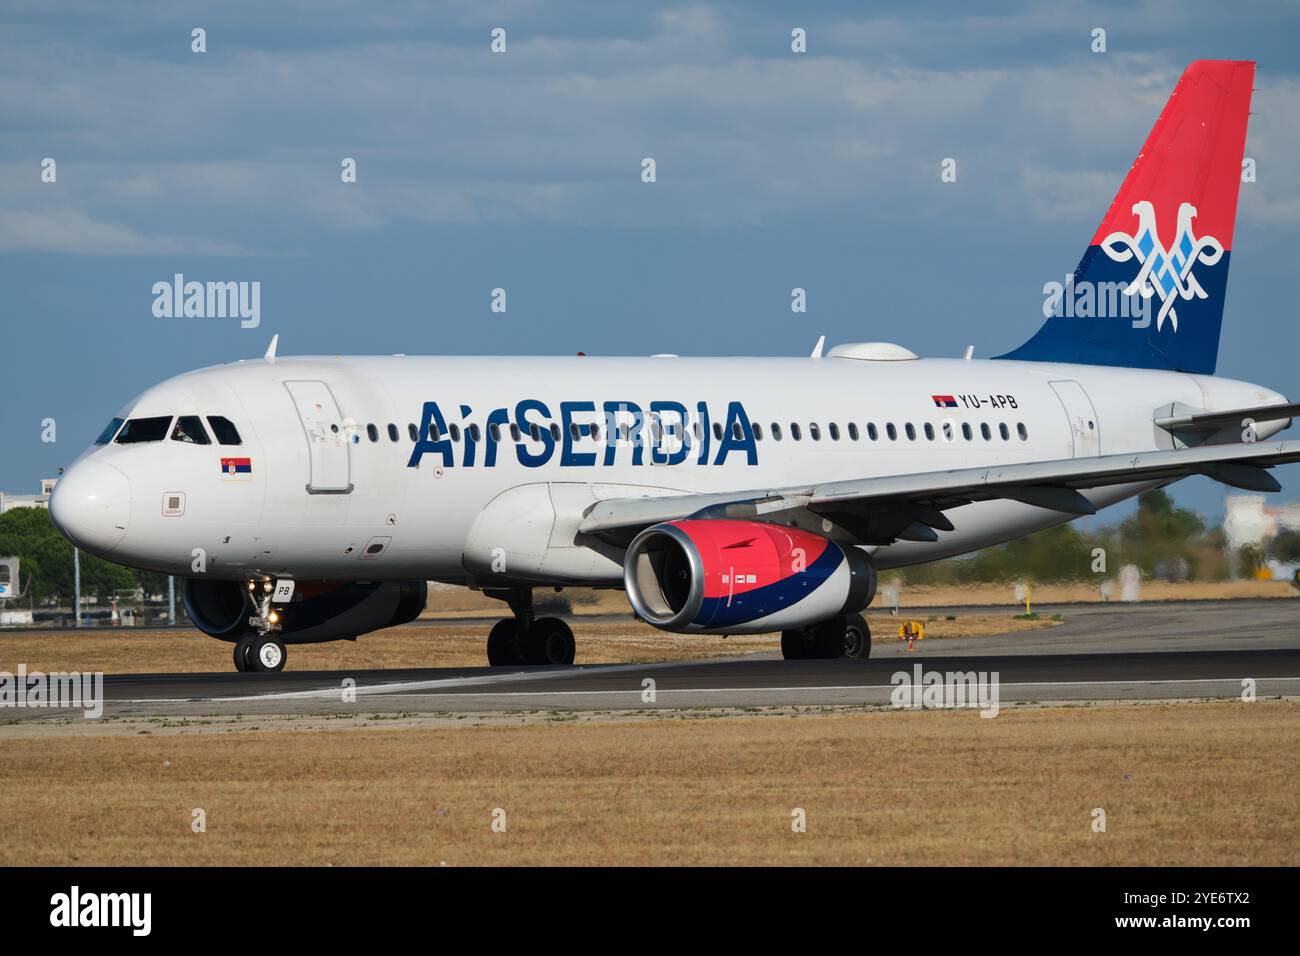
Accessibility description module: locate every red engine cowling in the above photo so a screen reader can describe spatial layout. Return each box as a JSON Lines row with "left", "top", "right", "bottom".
{"left": 623, "top": 519, "right": 875, "bottom": 634}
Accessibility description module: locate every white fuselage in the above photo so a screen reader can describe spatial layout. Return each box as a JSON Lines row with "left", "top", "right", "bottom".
{"left": 50, "top": 351, "right": 1287, "bottom": 586}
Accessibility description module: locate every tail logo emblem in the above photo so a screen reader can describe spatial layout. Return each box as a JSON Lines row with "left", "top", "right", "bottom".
{"left": 1100, "top": 201, "right": 1223, "bottom": 332}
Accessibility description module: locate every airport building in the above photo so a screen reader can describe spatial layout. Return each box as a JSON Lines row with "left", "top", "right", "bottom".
{"left": 0, "top": 478, "right": 57, "bottom": 514}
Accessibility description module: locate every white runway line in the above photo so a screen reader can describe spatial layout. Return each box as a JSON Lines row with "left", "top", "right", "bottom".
{"left": 119, "top": 657, "right": 738, "bottom": 704}
{"left": 117, "top": 674, "right": 1300, "bottom": 705}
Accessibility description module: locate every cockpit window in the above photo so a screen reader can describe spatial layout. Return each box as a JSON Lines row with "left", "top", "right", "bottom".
{"left": 206, "top": 416, "right": 243, "bottom": 446}
{"left": 115, "top": 416, "right": 173, "bottom": 444}
{"left": 171, "top": 415, "right": 211, "bottom": 445}
{"left": 94, "top": 418, "right": 124, "bottom": 445}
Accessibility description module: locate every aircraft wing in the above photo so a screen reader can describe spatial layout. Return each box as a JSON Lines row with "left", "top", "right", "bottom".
{"left": 579, "top": 439, "right": 1300, "bottom": 545}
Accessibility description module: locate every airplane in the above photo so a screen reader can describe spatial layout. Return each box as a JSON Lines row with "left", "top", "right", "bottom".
{"left": 50, "top": 59, "right": 1300, "bottom": 673}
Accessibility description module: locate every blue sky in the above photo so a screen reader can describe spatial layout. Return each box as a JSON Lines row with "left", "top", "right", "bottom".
{"left": 2, "top": 0, "right": 1299, "bottom": 523}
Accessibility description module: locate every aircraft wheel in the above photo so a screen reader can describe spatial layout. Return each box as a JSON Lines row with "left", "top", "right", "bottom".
{"left": 522, "top": 617, "right": 576, "bottom": 666}
{"left": 812, "top": 617, "right": 847, "bottom": 659}
{"left": 781, "top": 629, "right": 814, "bottom": 660}
{"left": 842, "top": 612, "right": 872, "bottom": 659}
{"left": 487, "top": 619, "right": 525, "bottom": 667}
{"left": 233, "top": 635, "right": 253, "bottom": 672}
{"left": 247, "top": 635, "right": 287, "bottom": 672}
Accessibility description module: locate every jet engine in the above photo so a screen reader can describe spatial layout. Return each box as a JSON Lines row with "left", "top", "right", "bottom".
{"left": 623, "top": 519, "right": 875, "bottom": 634}
{"left": 183, "top": 578, "right": 427, "bottom": 644}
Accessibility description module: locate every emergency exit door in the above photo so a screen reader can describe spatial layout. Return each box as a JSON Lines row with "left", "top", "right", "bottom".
{"left": 1049, "top": 380, "right": 1101, "bottom": 457}
{"left": 285, "top": 380, "right": 353, "bottom": 493}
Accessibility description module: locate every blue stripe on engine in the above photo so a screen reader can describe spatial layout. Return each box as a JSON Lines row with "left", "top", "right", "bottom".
{"left": 696, "top": 544, "right": 843, "bottom": 629}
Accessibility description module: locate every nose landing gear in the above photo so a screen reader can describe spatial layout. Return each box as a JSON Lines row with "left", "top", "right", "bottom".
{"left": 484, "top": 587, "right": 576, "bottom": 667}
{"left": 234, "top": 632, "right": 287, "bottom": 672}
{"left": 233, "top": 578, "right": 288, "bottom": 672}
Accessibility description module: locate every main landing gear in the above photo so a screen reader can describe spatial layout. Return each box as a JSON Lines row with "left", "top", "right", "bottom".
{"left": 484, "top": 588, "right": 576, "bottom": 667}
{"left": 781, "top": 612, "right": 871, "bottom": 661}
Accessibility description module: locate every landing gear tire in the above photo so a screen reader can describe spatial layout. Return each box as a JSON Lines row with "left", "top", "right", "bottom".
{"left": 781, "top": 629, "right": 814, "bottom": 661}
{"left": 233, "top": 634, "right": 253, "bottom": 672}
{"left": 812, "top": 617, "right": 847, "bottom": 659}
{"left": 842, "top": 612, "right": 872, "bottom": 659}
{"left": 522, "top": 617, "right": 576, "bottom": 666}
{"left": 487, "top": 619, "right": 525, "bottom": 667}
{"left": 236, "top": 634, "right": 287, "bottom": 672}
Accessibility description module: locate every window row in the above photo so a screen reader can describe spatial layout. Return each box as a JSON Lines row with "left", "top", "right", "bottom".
{"left": 356, "top": 418, "right": 1031, "bottom": 445}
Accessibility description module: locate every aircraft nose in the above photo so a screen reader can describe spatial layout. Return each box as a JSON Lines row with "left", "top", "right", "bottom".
{"left": 49, "top": 460, "right": 132, "bottom": 555}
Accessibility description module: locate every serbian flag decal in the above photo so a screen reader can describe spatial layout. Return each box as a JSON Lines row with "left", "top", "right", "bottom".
{"left": 931, "top": 395, "right": 958, "bottom": 408}
{"left": 220, "top": 457, "right": 252, "bottom": 480}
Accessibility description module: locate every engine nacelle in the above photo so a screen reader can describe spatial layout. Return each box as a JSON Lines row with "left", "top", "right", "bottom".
{"left": 183, "top": 578, "right": 427, "bottom": 644}
{"left": 624, "top": 520, "right": 876, "bottom": 634}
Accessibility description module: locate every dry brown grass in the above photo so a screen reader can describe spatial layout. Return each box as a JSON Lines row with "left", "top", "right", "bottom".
{"left": 1, "top": 701, "right": 1296, "bottom": 865}
{"left": 0, "top": 613, "right": 1056, "bottom": 674}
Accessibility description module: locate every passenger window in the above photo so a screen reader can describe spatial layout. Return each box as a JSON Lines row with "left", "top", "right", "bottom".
{"left": 549, "top": 423, "right": 561, "bottom": 441}
{"left": 510, "top": 424, "right": 521, "bottom": 442}
{"left": 529, "top": 424, "right": 540, "bottom": 441}
{"left": 693, "top": 422, "right": 704, "bottom": 442}
{"left": 95, "top": 418, "right": 125, "bottom": 445}
{"left": 713, "top": 422, "right": 724, "bottom": 441}
{"left": 387, "top": 424, "right": 399, "bottom": 442}
{"left": 905, "top": 423, "right": 916, "bottom": 441}
{"left": 924, "top": 423, "right": 934, "bottom": 441}
{"left": 591, "top": 423, "right": 601, "bottom": 441}
{"left": 571, "top": 422, "right": 582, "bottom": 441}
{"left": 962, "top": 423, "right": 973, "bottom": 440}
{"left": 999, "top": 423, "right": 1009, "bottom": 440}
{"left": 886, "top": 423, "right": 897, "bottom": 441}
{"left": 367, "top": 424, "right": 379, "bottom": 442}
{"left": 1018, "top": 423, "right": 1029, "bottom": 441}
{"left": 753, "top": 423, "right": 763, "bottom": 441}
{"left": 429, "top": 424, "right": 441, "bottom": 442}
{"left": 791, "top": 423, "right": 802, "bottom": 441}
{"left": 848, "top": 423, "right": 859, "bottom": 441}
{"left": 829, "top": 423, "right": 840, "bottom": 441}
{"left": 771, "top": 423, "right": 783, "bottom": 441}
{"left": 449, "top": 424, "right": 461, "bottom": 442}
{"left": 867, "top": 423, "right": 878, "bottom": 441}
{"left": 489, "top": 423, "right": 501, "bottom": 442}
{"left": 116, "top": 416, "right": 173, "bottom": 444}
{"left": 207, "top": 416, "right": 243, "bottom": 446}
{"left": 809, "top": 423, "right": 821, "bottom": 441}
{"left": 408, "top": 423, "right": 418, "bottom": 441}
{"left": 943, "top": 421, "right": 954, "bottom": 442}
{"left": 732, "top": 422, "right": 743, "bottom": 439}
{"left": 171, "top": 416, "right": 211, "bottom": 445}
{"left": 981, "top": 423, "right": 992, "bottom": 440}
{"left": 468, "top": 424, "right": 481, "bottom": 442}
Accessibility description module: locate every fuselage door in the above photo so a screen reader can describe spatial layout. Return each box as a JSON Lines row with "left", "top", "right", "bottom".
{"left": 284, "top": 380, "right": 353, "bottom": 493}
{"left": 1049, "top": 380, "right": 1101, "bottom": 457}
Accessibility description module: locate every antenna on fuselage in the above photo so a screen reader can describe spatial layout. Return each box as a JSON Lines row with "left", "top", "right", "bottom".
{"left": 810, "top": 335, "right": 825, "bottom": 358}
{"left": 264, "top": 334, "right": 279, "bottom": 365}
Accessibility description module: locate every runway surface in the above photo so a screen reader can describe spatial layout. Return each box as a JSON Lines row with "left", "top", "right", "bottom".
{"left": 4, "top": 599, "right": 1296, "bottom": 720}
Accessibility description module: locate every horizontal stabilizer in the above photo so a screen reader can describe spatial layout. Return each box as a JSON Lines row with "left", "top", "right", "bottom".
{"left": 1155, "top": 402, "right": 1300, "bottom": 432}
